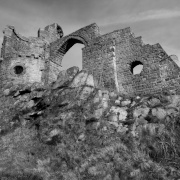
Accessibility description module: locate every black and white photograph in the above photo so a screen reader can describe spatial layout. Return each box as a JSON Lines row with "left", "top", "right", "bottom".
{"left": 0, "top": 0, "right": 180, "bottom": 179}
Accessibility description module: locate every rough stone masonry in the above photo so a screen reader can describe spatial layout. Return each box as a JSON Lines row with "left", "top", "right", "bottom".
{"left": 0, "top": 23, "right": 180, "bottom": 96}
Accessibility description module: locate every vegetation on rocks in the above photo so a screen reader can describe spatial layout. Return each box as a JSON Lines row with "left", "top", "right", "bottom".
{"left": 1, "top": 66, "right": 180, "bottom": 180}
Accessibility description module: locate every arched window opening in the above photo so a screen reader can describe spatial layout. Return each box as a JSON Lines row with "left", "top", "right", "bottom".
{"left": 60, "top": 38, "right": 84, "bottom": 70}
{"left": 130, "top": 61, "right": 143, "bottom": 75}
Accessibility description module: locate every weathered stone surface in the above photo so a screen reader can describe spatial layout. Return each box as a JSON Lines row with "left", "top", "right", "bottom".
{"left": 70, "top": 71, "right": 94, "bottom": 87}
{"left": 148, "top": 97, "right": 161, "bottom": 107}
{"left": 166, "top": 107, "right": 178, "bottom": 116}
{"left": 94, "top": 108, "right": 104, "bottom": 119}
{"left": 116, "top": 123, "right": 128, "bottom": 134}
{"left": 167, "top": 95, "right": 180, "bottom": 108}
{"left": 109, "top": 106, "right": 127, "bottom": 121}
{"left": 52, "top": 66, "right": 79, "bottom": 89}
{"left": 109, "top": 91, "right": 118, "bottom": 99}
{"left": 93, "top": 90, "right": 102, "bottom": 104}
{"left": 152, "top": 107, "right": 167, "bottom": 120}
{"left": 79, "top": 86, "right": 94, "bottom": 100}
{"left": 1, "top": 23, "right": 179, "bottom": 96}
{"left": 121, "top": 99, "right": 131, "bottom": 106}
{"left": 133, "top": 106, "right": 150, "bottom": 119}
{"left": 25, "top": 100, "right": 35, "bottom": 109}
{"left": 1, "top": 73, "right": 180, "bottom": 180}
{"left": 115, "top": 99, "right": 121, "bottom": 105}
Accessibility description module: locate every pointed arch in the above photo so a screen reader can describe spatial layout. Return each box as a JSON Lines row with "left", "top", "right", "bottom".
{"left": 49, "top": 23, "right": 100, "bottom": 66}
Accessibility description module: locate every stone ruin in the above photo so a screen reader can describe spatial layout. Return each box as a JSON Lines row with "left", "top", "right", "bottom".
{"left": 0, "top": 23, "right": 179, "bottom": 96}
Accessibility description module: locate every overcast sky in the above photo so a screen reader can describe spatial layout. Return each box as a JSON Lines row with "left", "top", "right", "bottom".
{"left": 0, "top": 0, "right": 179, "bottom": 70}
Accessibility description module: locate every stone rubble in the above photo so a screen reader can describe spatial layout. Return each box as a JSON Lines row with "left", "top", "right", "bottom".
{"left": 1, "top": 67, "right": 180, "bottom": 179}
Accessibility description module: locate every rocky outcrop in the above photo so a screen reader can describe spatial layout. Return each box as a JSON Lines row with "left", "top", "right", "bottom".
{"left": 1, "top": 67, "right": 180, "bottom": 180}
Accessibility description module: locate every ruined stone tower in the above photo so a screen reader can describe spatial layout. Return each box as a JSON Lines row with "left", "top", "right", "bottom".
{"left": 0, "top": 23, "right": 63, "bottom": 89}
{"left": 0, "top": 23, "right": 180, "bottom": 96}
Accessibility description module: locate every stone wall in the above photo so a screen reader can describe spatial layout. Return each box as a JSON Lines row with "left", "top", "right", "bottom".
{"left": 83, "top": 26, "right": 180, "bottom": 95}
{"left": 0, "top": 23, "right": 179, "bottom": 96}
{"left": 114, "top": 30, "right": 180, "bottom": 96}
{"left": 38, "top": 23, "right": 63, "bottom": 43}
{"left": 0, "top": 24, "right": 61, "bottom": 87}
{"left": 82, "top": 34, "right": 118, "bottom": 91}
{"left": 0, "top": 56, "right": 44, "bottom": 87}
{"left": 1, "top": 26, "right": 45, "bottom": 58}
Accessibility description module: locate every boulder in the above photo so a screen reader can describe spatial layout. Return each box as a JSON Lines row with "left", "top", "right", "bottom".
{"left": 94, "top": 108, "right": 103, "bottom": 119}
{"left": 167, "top": 95, "right": 180, "bottom": 108}
{"left": 109, "top": 91, "right": 118, "bottom": 100}
{"left": 121, "top": 99, "right": 131, "bottom": 106}
{"left": 109, "top": 106, "right": 127, "bottom": 121}
{"left": 133, "top": 106, "right": 150, "bottom": 119}
{"left": 70, "top": 70, "right": 94, "bottom": 87}
{"left": 116, "top": 123, "right": 128, "bottom": 134}
{"left": 115, "top": 99, "right": 121, "bottom": 105}
{"left": 52, "top": 66, "right": 79, "bottom": 89}
{"left": 25, "top": 100, "right": 35, "bottom": 109}
{"left": 152, "top": 107, "right": 167, "bottom": 120}
{"left": 130, "top": 101, "right": 136, "bottom": 107}
{"left": 148, "top": 97, "right": 161, "bottom": 107}
{"left": 3, "top": 89, "right": 10, "bottom": 96}
{"left": 79, "top": 86, "right": 94, "bottom": 100}
{"left": 93, "top": 90, "right": 102, "bottom": 104}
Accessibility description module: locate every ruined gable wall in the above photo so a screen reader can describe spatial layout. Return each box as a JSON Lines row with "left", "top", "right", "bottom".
{"left": 115, "top": 33, "right": 180, "bottom": 96}
{"left": 2, "top": 28, "right": 30, "bottom": 59}
{"left": 2, "top": 26, "right": 46, "bottom": 58}
{"left": 83, "top": 26, "right": 180, "bottom": 96}
{"left": 82, "top": 28, "right": 134, "bottom": 92}
{"left": 115, "top": 30, "right": 145, "bottom": 95}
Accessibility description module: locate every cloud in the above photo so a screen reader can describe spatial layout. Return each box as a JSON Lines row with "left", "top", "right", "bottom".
{"left": 133, "top": 9, "right": 180, "bottom": 21}
{"left": 100, "top": 9, "right": 180, "bottom": 27}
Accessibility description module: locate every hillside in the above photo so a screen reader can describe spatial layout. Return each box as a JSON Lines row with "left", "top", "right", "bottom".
{"left": 1, "top": 66, "right": 180, "bottom": 180}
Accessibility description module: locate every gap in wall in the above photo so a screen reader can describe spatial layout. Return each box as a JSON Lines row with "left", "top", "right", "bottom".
{"left": 131, "top": 61, "right": 143, "bottom": 75}
{"left": 61, "top": 44, "right": 84, "bottom": 70}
